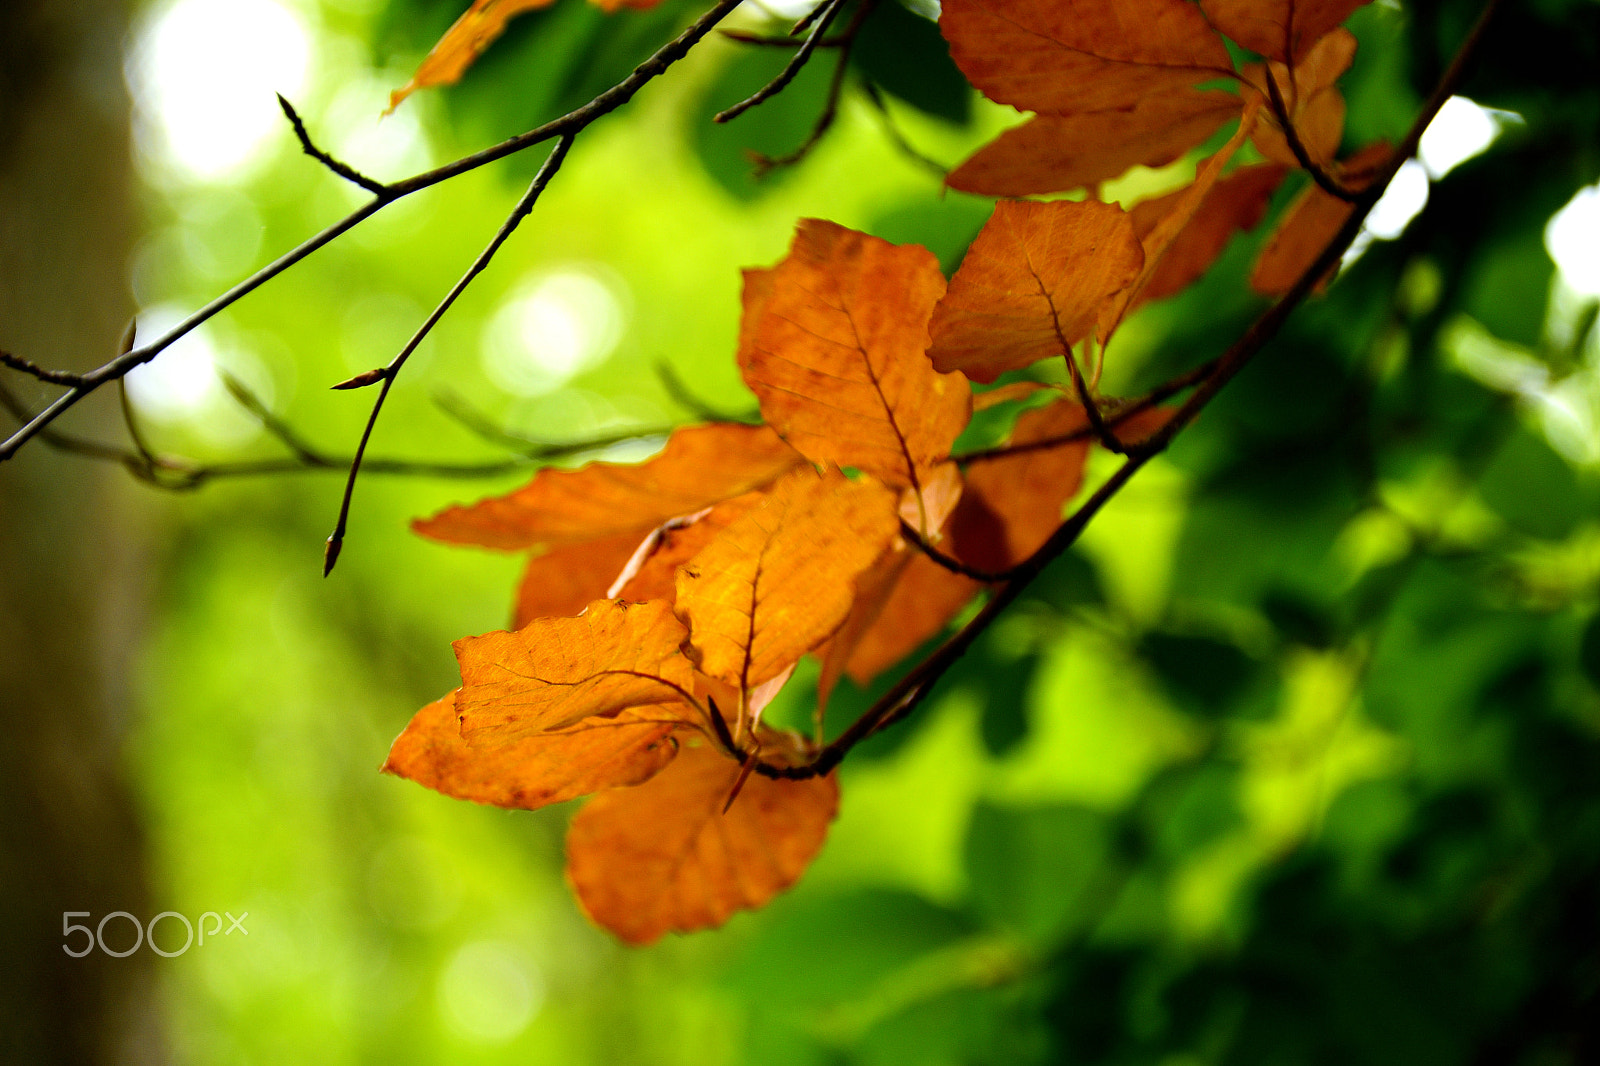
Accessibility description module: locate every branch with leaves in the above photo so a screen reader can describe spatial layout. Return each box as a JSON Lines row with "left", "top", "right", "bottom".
{"left": 375, "top": 0, "right": 1505, "bottom": 945}
{"left": 5, "top": 0, "right": 1506, "bottom": 946}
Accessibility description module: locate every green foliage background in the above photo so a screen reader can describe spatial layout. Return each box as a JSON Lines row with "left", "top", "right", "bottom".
{"left": 95, "top": 0, "right": 1600, "bottom": 1060}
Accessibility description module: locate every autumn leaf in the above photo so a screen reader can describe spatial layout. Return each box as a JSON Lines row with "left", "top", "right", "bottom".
{"left": 455, "top": 598, "right": 698, "bottom": 743}
{"left": 566, "top": 735, "right": 839, "bottom": 944}
{"left": 511, "top": 530, "right": 644, "bottom": 628}
{"left": 1250, "top": 141, "right": 1389, "bottom": 296}
{"left": 947, "top": 89, "right": 1244, "bottom": 197}
{"left": 738, "top": 220, "right": 970, "bottom": 495}
{"left": 940, "top": 0, "right": 1236, "bottom": 115}
{"left": 1200, "top": 0, "right": 1371, "bottom": 64}
{"left": 1098, "top": 106, "right": 1260, "bottom": 339}
{"left": 927, "top": 199, "right": 1144, "bottom": 383}
{"left": 608, "top": 493, "right": 764, "bottom": 606}
{"left": 387, "top": 0, "right": 662, "bottom": 112}
{"left": 384, "top": 691, "right": 679, "bottom": 810}
{"left": 413, "top": 422, "right": 800, "bottom": 551}
{"left": 675, "top": 465, "right": 900, "bottom": 694}
{"left": 1128, "top": 161, "right": 1289, "bottom": 305}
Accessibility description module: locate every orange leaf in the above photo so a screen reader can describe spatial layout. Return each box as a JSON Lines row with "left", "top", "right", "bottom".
{"left": 387, "top": 0, "right": 663, "bottom": 112}
{"left": 1200, "top": 0, "right": 1370, "bottom": 63}
{"left": 413, "top": 422, "right": 800, "bottom": 552}
{"left": 927, "top": 199, "right": 1144, "bottom": 383}
{"left": 388, "top": 0, "right": 557, "bottom": 113}
{"left": 1129, "top": 161, "right": 1290, "bottom": 305}
{"left": 1250, "top": 141, "right": 1388, "bottom": 296}
{"left": 455, "top": 599, "right": 697, "bottom": 742}
{"left": 511, "top": 530, "right": 644, "bottom": 629}
{"left": 947, "top": 89, "right": 1243, "bottom": 197}
{"left": 738, "top": 220, "right": 970, "bottom": 493}
{"left": 566, "top": 735, "right": 839, "bottom": 944}
{"left": 609, "top": 493, "right": 764, "bottom": 605}
{"left": 1098, "top": 105, "right": 1260, "bottom": 339}
{"left": 675, "top": 465, "right": 901, "bottom": 692}
{"left": 953, "top": 399, "right": 1094, "bottom": 571}
{"left": 940, "top": 0, "right": 1235, "bottom": 115}
{"left": 384, "top": 691, "right": 679, "bottom": 810}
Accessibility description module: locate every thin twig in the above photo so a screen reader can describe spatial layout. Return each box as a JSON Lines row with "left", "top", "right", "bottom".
{"left": 0, "top": 0, "right": 747, "bottom": 462}
{"left": 654, "top": 363, "right": 760, "bottom": 424}
{"left": 434, "top": 387, "right": 673, "bottom": 457}
{"left": 755, "top": 0, "right": 1504, "bottom": 781}
{"left": 277, "top": 94, "right": 388, "bottom": 195}
{"left": 714, "top": 0, "right": 851, "bottom": 123}
{"left": 1262, "top": 67, "right": 1358, "bottom": 203}
{"left": 955, "top": 359, "right": 1217, "bottom": 465}
{"left": 0, "top": 349, "right": 86, "bottom": 387}
{"left": 751, "top": 0, "right": 875, "bottom": 176}
{"left": 0, "top": 376, "right": 545, "bottom": 488}
{"left": 898, "top": 519, "right": 1004, "bottom": 582}
{"left": 325, "top": 135, "right": 573, "bottom": 575}
{"left": 718, "top": 29, "right": 848, "bottom": 46}
{"left": 859, "top": 80, "right": 949, "bottom": 178}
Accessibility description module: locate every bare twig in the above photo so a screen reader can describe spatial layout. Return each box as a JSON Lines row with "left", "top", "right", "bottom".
{"left": 0, "top": 376, "right": 548, "bottom": 488}
{"left": 859, "top": 81, "right": 949, "bottom": 178}
{"left": 0, "top": 0, "right": 747, "bottom": 462}
{"left": 325, "top": 135, "right": 573, "bottom": 576}
{"left": 1, "top": 349, "right": 86, "bottom": 387}
{"left": 955, "top": 359, "right": 1218, "bottom": 465}
{"left": 714, "top": 0, "right": 851, "bottom": 123}
{"left": 898, "top": 519, "right": 1005, "bottom": 582}
{"left": 654, "top": 363, "right": 760, "bottom": 424}
{"left": 751, "top": 0, "right": 876, "bottom": 175}
{"left": 277, "top": 94, "right": 388, "bottom": 196}
{"left": 1262, "top": 67, "right": 1359, "bottom": 203}
{"left": 434, "top": 388, "right": 673, "bottom": 458}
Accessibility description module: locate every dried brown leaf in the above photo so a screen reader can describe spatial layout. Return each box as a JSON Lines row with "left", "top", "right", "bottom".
{"left": 1200, "top": 0, "right": 1370, "bottom": 63}
{"left": 566, "top": 735, "right": 839, "bottom": 944}
{"left": 412, "top": 422, "right": 800, "bottom": 552}
{"left": 384, "top": 692, "right": 679, "bottom": 810}
{"left": 1129, "top": 161, "right": 1290, "bottom": 304}
{"left": 927, "top": 199, "right": 1144, "bottom": 383}
{"left": 738, "top": 220, "right": 970, "bottom": 492}
{"left": 455, "top": 599, "right": 697, "bottom": 742}
{"left": 940, "top": 0, "right": 1235, "bottom": 115}
{"left": 947, "top": 90, "right": 1243, "bottom": 197}
{"left": 675, "top": 465, "right": 901, "bottom": 691}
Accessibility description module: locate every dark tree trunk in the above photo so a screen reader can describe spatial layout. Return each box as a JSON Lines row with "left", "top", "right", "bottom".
{"left": 0, "top": 0, "right": 162, "bottom": 1061}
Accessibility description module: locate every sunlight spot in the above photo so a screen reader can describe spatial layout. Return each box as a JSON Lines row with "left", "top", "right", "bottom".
{"left": 1418, "top": 96, "right": 1505, "bottom": 179}
{"left": 125, "top": 306, "right": 225, "bottom": 422}
{"left": 128, "top": 0, "right": 313, "bottom": 181}
{"left": 1546, "top": 184, "right": 1600, "bottom": 297}
{"left": 482, "top": 266, "right": 629, "bottom": 397}
{"left": 124, "top": 305, "right": 269, "bottom": 446}
{"left": 437, "top": 941, "right": 543, "bottom": 1044}
{"left": 1365, "top": 159, "right": 1430, "bottom": 240}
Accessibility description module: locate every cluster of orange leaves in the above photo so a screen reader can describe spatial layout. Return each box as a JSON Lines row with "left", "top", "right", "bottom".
{"left": 384, "top": 0, "right": 1383, "bottom": 943}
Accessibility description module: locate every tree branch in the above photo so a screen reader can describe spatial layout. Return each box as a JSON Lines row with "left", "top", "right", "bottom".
{"left": 276, "top": 94, "right": 388, "bottom": 195}
{"left": 0, "top": 0, "right": 748, "bottom": 462}
{"left": 756, "top": 0, "right": 1504, "bottom": 781}
{"left": 325, "top": 135, "right": 573, "bottom": 575}
{"left": 1262, "top": 66, "right": 1358, "bottom": 203}
{"left": 714, "top": 0, "right": 851, "bottom": 124}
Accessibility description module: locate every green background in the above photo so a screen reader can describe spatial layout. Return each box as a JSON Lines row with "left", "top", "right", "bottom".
{"left": 2, "top": 0, "right": 1598, "bottom": 1061}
